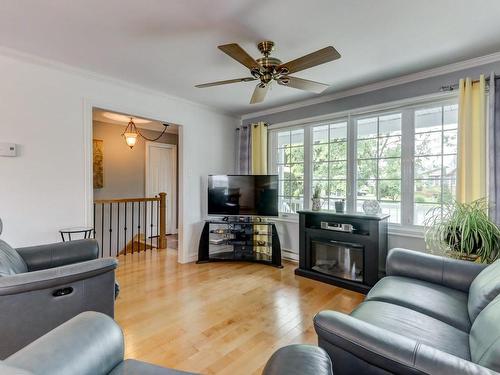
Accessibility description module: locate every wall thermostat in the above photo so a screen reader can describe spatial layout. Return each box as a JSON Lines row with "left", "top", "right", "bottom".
{"left": 0, "top": 143, "right": 17, "bottom": 157}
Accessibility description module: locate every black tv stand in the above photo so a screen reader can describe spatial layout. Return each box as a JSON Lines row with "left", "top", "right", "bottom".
{"left": 197, "top": 219, "right": 282, "bottom": 268}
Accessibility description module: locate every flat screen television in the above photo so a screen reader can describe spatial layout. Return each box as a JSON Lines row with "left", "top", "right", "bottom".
{"left": 208, "top": 175, "right": 278, "bottom": 217}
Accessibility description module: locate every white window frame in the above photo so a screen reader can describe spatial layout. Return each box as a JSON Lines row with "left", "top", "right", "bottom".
{"left": 268, "top": 92, "right": 459, "bottom": 234}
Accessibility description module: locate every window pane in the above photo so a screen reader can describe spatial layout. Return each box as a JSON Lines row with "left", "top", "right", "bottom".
{"left": 379, "top": 180, "right": 401, "bottom": 201}
{"left": 277, "top": 147, "right": 286, "bottom": 164}
{"left": 313, "top": 125, "right": 329, "bottom": 144}
{"left": 313, "top": 143, "right": 329, "bottom": 162}
{"left": 283, "top": 180, "right": 292, "bottom": 196}
{"left": 313, "top": 162, "right": 329, "bottom": 179}
{"left": 378, "top": 136, "right": 401, "bottom": 158}
{"left": 415, "top": 107, "right": 442, "bottom": 133}
{"left": 289, "top": 146, "right": 304, "bottom": 163}
{"left": 380, "top": 202, "right": 401, "bottom": 224}
{"left": 330, "top": 122, "right": 347, "bottom": 141}
{"left": 329, "top": 180, "right": 346, "bottom": 199}
{"left": 357, "top": 117, "right": 378, "bottom": 139}
{"left": 415, "top": 132, "right": 442, "bottom": 156}
{"left": 443, "top": 155, "right": 457, "bottom": 178}
{"left": 291, "top": 129, "right": 304, "bottom": 145}
{"left": 415, "top": 156, "right": 442, "bottom": 178}
{"left": 329, "top": 141, "right": 347, "bottom": 161}
{"left": 414, "top": 203, "right": 440, "bottom": 225}
{"left": 357, "top": 179, "right": 376, "bottom": 199}
{"left": 312, "top": 180, "right": 329, "bottom": 197}
{"left": 277, "top": 132, "right": 290, "bottom": 148}
{"left": 442, "top": 179, "right": 456, "bottom": 202}
{"left": 330, "top": 161, "right": 347, "bottom": 179}
{"left": 443, "top": 104, "right": 458, "bottom": 130}
{"left": 278, "top": 196, "right": 290, "bottom": 213}
{"left": 357, "top": 159, "right": 377, "bottom": 179}
{"left": 414, "top": 179, "right": 441, "bottom": 203}
{"left": 443, "top": 130, "right": 457, "bottom": 154}
{"left": 290, "top": 180, "right": 304, "bottom": 196}
{"left": 290, "top": 163, "right": 304, "bottom": 176}
{"left": 379, "top": 158, "right": 401, "bottom": 179}
{"left": 357, "top": 139, "right": 377, "bottom": 159}
{"left": 379, "top": 114, "right": 402, "bottom": 136}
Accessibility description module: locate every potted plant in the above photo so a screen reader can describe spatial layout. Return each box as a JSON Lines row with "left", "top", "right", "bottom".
{"left": 312, "top": 185, "right": 322, "bottom": 211}
{"left": 424, "top": 198, "right": 500, "bottom": 263}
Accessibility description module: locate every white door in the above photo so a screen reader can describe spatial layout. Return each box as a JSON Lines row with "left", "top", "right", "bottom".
{"left": 146, "top": 142, "right": 177, "bottom": 235}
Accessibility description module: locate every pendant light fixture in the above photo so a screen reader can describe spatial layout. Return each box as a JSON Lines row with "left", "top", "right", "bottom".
{"left": 122, "top": 118, "right": 170, "bottom": 149}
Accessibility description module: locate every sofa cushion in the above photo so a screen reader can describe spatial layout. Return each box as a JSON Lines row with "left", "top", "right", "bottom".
{"left": 109, "top": 359, "right": 198, "bottom": 375}
{"left": 366, "top": 276, "right": 471, "bottom": 332}
{"left": 469, "top": 295, "right": 500, "bottom": 372}
{"left": 0, "top": 240, "right": 28, "bottom": 276}
{"left": 468, "top": 259, "right": 500, "bottom": 323}
{"left": 351, "top": 300, "right": 471, "bottom": 360}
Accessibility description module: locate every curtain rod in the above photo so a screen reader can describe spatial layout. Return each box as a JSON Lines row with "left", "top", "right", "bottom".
{"left": 236, "top": 123, "right": 268, "bottom": 131}
{"left": 440, "top": 75, "right": 493, "bottom": 92}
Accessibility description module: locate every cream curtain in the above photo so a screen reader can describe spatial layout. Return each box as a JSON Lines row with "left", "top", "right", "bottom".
{"left": 251, "top": 122, "right": 268, "bottom": 174}
{"left": 456, "top": 75, "right": 487, "bottom": 203}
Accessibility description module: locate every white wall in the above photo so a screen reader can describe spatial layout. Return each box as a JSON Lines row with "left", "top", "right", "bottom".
{"left": 0, "top": 49, "right": 237, "bottom": 263}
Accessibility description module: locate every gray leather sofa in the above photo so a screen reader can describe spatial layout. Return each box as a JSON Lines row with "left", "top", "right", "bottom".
{"left": 263, "top": 344, "right": 333, "bottom": 375}
{"left": 0, "top": 312, "right": 332, "bottom": 375}
{"left": 314, "top": 248, "right": 500, "bottom": 375}
{"left": 0, "top": 311, "right": 197, "bottom": 375}
{"left": 0, "top": 237, "right": 117, "bottom": 359}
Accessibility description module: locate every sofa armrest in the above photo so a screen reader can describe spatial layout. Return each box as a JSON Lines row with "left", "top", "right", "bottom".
{"left": 386, "top": 248, "right": 486, "bottom": 292}
{"left": 16, "top": 239, "right": 99, "bottom": 271}
{"left": 0, "top": 258, "right": 117, "bottom": 296}
{"left": 263, "top": 345, "right": 333, "bottom": 375}
{"left": 314, "top": 311, "right": 496, "bottom": 375}
{"left": 5, "top": 312, "right": 124, "bottom": 375}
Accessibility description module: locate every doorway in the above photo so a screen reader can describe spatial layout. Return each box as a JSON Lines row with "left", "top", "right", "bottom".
{"left": 145, "top": 142, "right": 177, "bottom": 235}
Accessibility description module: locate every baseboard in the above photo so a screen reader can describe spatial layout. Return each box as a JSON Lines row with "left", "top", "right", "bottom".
{"left": 282, "top": 248, "right": 299, "bottom": 262}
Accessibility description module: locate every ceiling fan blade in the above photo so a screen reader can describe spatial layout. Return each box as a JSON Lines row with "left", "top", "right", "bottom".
{"left": 250, "top": 84, "right": 269, "bottom": 104}
{"left": 278, "top": 46, "right": 341, "bottom": 75}
{"left": 278, "top": 76, "right": 330, "bottom": 94}
{"left": 218, "top": 43, "right": 260, "bottom": 70}
{"left": 195, "top": 77, "right": 256, "bottom": 88}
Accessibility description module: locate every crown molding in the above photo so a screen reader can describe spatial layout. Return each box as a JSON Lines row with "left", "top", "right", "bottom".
{"left": 241, "top": 51, "right": 500, "bottom": 121}
{"left": 0, "top": 46, "right": 238, "bottom": 120}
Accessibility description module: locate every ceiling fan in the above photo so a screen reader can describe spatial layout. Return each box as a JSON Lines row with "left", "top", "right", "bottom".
{"left": 195, "top": 41, "right": 341, "bottom": 104}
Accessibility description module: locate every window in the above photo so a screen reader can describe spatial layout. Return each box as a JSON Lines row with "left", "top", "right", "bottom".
{"left": 268, "top": 95, "right": 459, "bottom": 228}
{"left": 413, "top": 104, "right": 458, "bottom": 225}
{"left": 275, "top": 128, "right": 305, "bottom": 213}
{"left": 312, "top": 121, "right": 348, "bottom": 209}
{"left": 355, "top": 114, "right": 402, "bottom": 223}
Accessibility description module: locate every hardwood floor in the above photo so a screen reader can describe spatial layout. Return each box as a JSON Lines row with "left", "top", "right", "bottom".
{"left": 115, "top": 246, "right": 364, "bottom": 375}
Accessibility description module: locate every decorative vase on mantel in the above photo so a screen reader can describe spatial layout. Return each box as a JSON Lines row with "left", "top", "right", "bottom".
{"left": 312, "top": 198, "right": 321, "bottom": 211}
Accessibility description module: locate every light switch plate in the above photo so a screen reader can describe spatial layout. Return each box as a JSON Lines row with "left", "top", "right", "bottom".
{"left": 0, "top": 143, "right": 17, "bottom": 156}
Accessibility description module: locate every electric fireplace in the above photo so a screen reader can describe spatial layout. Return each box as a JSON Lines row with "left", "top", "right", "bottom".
{"left": 295, "top": 210, "right": 389, "bottom": 293}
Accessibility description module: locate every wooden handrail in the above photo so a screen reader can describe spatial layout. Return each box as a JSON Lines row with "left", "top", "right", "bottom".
{"left": 159, "top": 192, "right": 167, "bottom": 249}
{"left": 94, "top": 197, "right": 160, "bottom": 204}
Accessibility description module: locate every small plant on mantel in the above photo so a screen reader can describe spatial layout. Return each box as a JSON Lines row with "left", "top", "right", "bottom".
{"left": 311, "top": 185, "right": 322, "bottom": 211}
{"left": 424, "top": 198, "right": 500, "bottom": 264}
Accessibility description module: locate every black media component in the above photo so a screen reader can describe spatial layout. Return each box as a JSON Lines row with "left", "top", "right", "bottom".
{"left": 197, "top": 219, "right": 282, "bottom": 268}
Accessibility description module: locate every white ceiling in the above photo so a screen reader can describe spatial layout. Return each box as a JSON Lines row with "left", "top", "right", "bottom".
{"left": 93, "top": 108, "right": 179, "bottom": 134}
{"left": 1, "top": 0, "right": 500, "bottom": 116}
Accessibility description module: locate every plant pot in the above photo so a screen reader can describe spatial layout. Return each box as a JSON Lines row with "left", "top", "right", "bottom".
{"left": 334, "top": 200, "right": 345, "bottom": 213}
{"left": 311, "top": 198, "right": 321, "bottom": 211}
{"left": 446, "top": 250, "right": 481, "bottom": 263}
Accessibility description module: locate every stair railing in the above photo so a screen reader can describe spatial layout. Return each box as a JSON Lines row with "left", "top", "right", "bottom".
{"left": 93, "top": 192, "right": 167, "bottom": 257}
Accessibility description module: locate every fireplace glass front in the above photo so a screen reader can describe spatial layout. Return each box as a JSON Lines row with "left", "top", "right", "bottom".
{"left": 311, "top": 240, "right": 364, "bottom": 282}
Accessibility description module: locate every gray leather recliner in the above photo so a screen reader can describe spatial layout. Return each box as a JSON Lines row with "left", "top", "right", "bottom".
{"left": 0, "top": 311, "right": 197, "bottom": 375}
{"left": 314, "top": 248, "right": 500, "bottom": 374}
{"left": 0, "top": 237, "right": 117, "bottom": 359}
